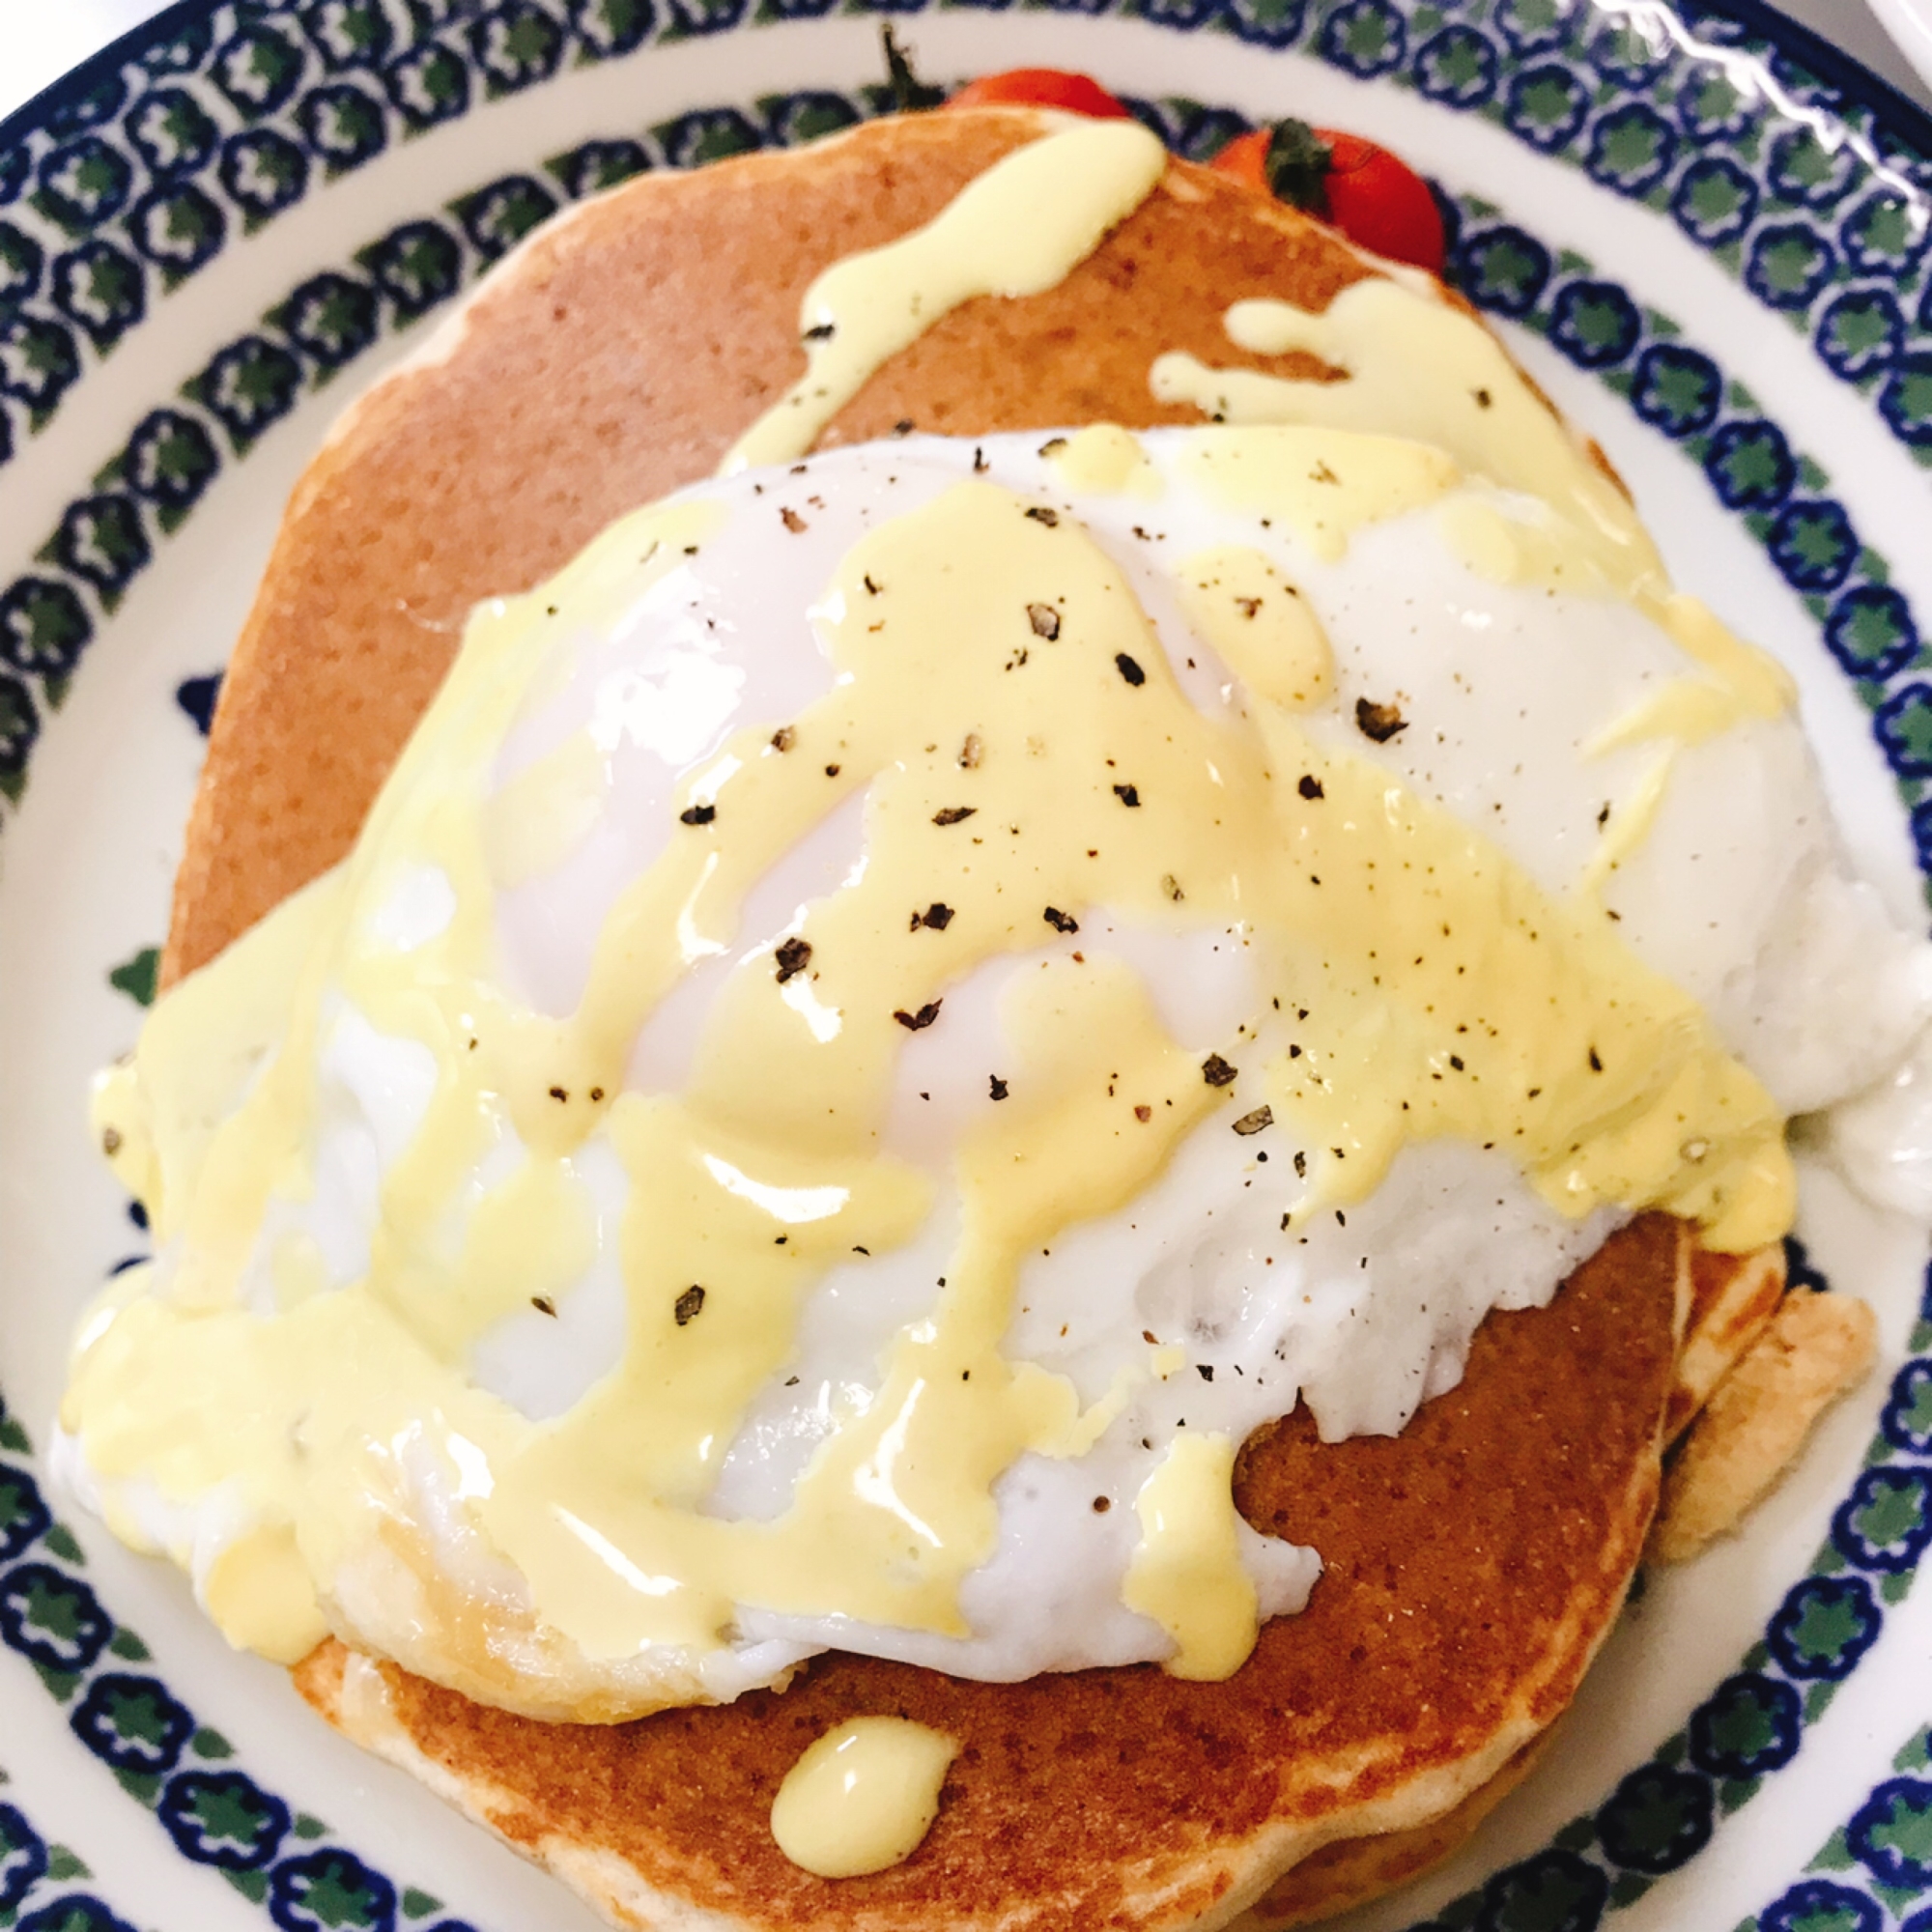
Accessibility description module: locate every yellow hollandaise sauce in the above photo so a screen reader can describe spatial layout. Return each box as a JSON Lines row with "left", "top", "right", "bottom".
{"left": 771, "top": 1719, "right": 959, "bottom": 1878}
{"left": 65, "top": 117, "right": 1816, "bottom": 1766}
{"left": 71, "top": 438, "right": 1792, "bottom": 1704}
{"left": 724, "top": 118, "right": 1168, "bottom": 473}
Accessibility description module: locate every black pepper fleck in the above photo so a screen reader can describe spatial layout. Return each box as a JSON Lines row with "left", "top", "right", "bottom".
{"left": 989, "top": 1075, "right": 1009, "bottom": 1101}
{"left": 918, "top": 902, "right": 954, "bottom": 931}
{"left": 1355, "top": 697, "right": 1408, "bottom": 743}
{"left": 531, "top": 1295, "right": 556, "bottom": 1317}
{"left": 1025, "top": 506, "right": 1060, "bottom": 526}
{"left": 673, "top": 1285, "right": 706, "bottom": 1326}
{"left": 780, "top": 507, "right": 807, "bottom": 533}
{"left": 1113, "top": 782, "right": 1141, "bottom": 808}
{"left": 1114, "top": 652, "right": 1146, "bottom": 687}
{"left": 1043, "top": 906, "right": 1079, "bottom": 934}
{"left": 775, "top": 936, "right": 812, "bottom": 983}
{"left": 895, "top": 1001, "right": 943, "bottom": 1032}
{"left": 1233, "top": 1105, "right": 1273, "bottom": 1136}
{"left": 933, "top": 806, "right": 978, "bottom": 826}
{"left": 1298, "top": 774, "right": 1325, "bottom": 800}
{"left": 1028, "top": 603, "right": 1062, "bottom": 640}
{"left": 1202, "top": 1054, "right": 1238, "bottom": 1088}
{"left": 679, "top": 803, "right": 717, "bottom": 826}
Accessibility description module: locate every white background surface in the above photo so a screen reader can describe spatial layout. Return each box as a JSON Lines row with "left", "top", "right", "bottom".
{"left": 2, "top": 0, "right": 1931, "bottom": 119}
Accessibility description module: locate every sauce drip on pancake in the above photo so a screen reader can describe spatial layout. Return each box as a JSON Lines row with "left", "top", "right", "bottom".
{"left": 725, "top": 119, "right": 1168, "bottom": 474}
{"left": 1156, "top": 280, "right": 1660, "bottom": 594}
{"left": 769, "top": 1717, "right": 958, "bottom": 1876}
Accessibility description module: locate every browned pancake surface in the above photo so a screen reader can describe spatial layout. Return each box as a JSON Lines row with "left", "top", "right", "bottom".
{"left": 165, "top": 111, "right": 1373, "bottom": 983}
{"left": 304, "top": 1215, "right": 1678, "bottom": 1930}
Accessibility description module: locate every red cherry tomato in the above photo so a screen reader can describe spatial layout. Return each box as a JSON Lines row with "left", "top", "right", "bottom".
{"left": 1321, "top": 130, "right": 1444, "bottom": 275}
{"left": 1208, "top": 127, "right": 1272, "bottom": 192}
{"left": 1208, "top": 121, "right": 1445, "bottom": 277}
{"left": 947, "top": 69, "right": 1133, "bottom": 120}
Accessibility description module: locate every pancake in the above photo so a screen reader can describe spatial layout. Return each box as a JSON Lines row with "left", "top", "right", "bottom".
{"left": 165, "top": 107, "right": 1383, "bottom": 981}
{"left": 298, "top": 1213, "right": 1682, "bottom": 1932}
{"left": 157, "top": 104, "right": 1793, "bottom": 1926}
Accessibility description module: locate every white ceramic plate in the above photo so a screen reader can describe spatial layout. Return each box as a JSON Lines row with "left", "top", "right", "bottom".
{"left": 4, "top": 3, "right": 1932, "bottom": 1928}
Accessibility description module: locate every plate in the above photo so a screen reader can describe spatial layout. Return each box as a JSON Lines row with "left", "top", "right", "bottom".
{"left": 3, "top": 3, "right": 1932, "bottom": 1929}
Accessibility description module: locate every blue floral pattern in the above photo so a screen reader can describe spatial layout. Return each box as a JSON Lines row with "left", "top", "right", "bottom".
{"left": 0, "top": 1786, "right": 136, "bottom": 1932}
{"left": 0, "top": 1800, "right": 52, "bottom": 1916}
{"left": 1747, "top": 1727, "right": 1932, "bottom": 1930}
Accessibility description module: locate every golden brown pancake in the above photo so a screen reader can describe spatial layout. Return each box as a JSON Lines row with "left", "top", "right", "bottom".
{"left": 164, "top": 108, "right": 1380, "bottom": 980}
{"left": 162, "top": 105, "right": 1776, "bottom": 1927}
{"left": 1665, "top": 1242, "right": 1786, "bottom": 1441}
{"left": 297, "top": 1215, "right": 1682, "bottom": 1932}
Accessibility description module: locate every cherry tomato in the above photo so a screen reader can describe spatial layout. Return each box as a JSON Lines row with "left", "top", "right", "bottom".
{"left": 1208, "top": 120, "right": 1445, "bottom": 277}
{"left": 947, "top": 69, "right": 1133, "bottom": 120}
{"left": 1321, "top": 130, "right": 1445, "bottom": 275}
{"left": 1208, "top": 127, "right": 1273, "bottom": 193}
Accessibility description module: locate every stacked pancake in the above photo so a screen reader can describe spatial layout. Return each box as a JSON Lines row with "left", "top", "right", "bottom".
{"left": 71, "top": 105, "right": 1906, "bottom": 1929}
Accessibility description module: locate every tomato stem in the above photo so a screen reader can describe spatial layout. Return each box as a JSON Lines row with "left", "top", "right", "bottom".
{"left": 1264, "top": 119, "right": 1333, "bottom": 213}
{"left": 882, "top": 26, "right": 946, "bottom": 112}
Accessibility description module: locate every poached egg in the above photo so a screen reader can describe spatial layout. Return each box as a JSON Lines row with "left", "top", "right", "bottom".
{"left": 59, "top": 418, "right": 1932, "bottom": 1720}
